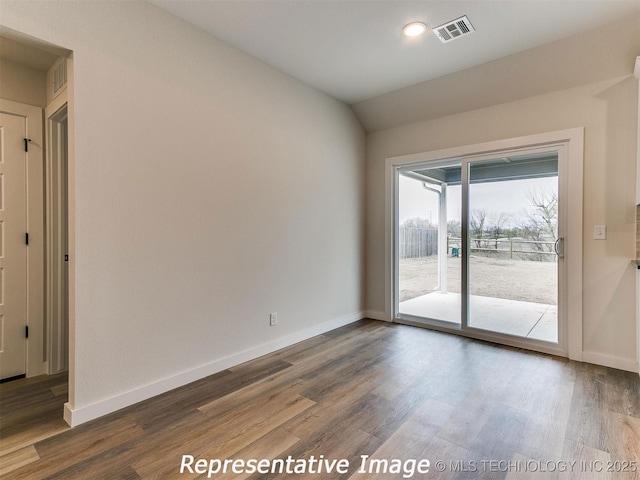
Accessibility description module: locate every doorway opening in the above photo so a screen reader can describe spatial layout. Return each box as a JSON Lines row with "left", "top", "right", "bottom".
{"left": 46, "top": 104, "right": 69, "bottom": 375}
{"left": 0, "top": 31, "right": 73, "bottom": 453}
{"left": 398, "top": 153, "right": 559, "bottom": 343}
{"left": 398, "top": 163, "right": 461, "bottom": 325}
{"left": 388, "top": 130, "right": 583, "bottom": 358}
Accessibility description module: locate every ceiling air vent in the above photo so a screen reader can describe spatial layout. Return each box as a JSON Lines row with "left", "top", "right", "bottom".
{"left": 53, "top": 58, "right": 67, "bottom": 97}
{"left": 433, "top": 15, "right": 475, "bottom": 44}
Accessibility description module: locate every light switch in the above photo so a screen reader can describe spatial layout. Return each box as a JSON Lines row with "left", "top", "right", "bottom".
{"left": 594, "top": 225, "right": 606, "bottom": 240}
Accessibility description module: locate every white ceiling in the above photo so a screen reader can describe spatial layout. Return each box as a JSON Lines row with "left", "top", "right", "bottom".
{"left": 149, "top": 0, "right": 640, "bottom": 104}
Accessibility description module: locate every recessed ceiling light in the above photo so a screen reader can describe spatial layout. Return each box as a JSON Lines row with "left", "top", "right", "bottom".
{"left": 403, "top": 22, "right": 427, "bottom": 37}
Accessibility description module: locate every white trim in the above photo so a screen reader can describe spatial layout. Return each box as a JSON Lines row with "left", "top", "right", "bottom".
{"left": 0, "top": 98, "right": 46, "bottom": 378}
{"left": 45, "top": 96, "right": 69, "bottom": 375}
{"left": 637, "top": 270, "right": 640, "bottom": 379}
{"left": 63, "top": 311, "right": 364, "bottom": 427}
{"left": 634, "top": 57, "right": 640, "bottom": 378}
{"left": 582, "top": 351, "right": 639, "bottom": 373}
{"left": 385, "top": 128, "right": 584, "bottom": 360}
{"left": 564, "top": 129, "right": 584, "bottom": 362}
{"left": 384, "top": 162, "right": 394, "bottom": 321}
{"left": 45, "top": 89, "right": 68, "bottom": 122}
{"left": 64, "top": 55, "right": 76, "bottom": 417}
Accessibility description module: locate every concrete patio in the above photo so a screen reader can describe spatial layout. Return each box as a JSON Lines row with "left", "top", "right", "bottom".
{"left": 399, "top": 292, "right": 558, "bottom": 343}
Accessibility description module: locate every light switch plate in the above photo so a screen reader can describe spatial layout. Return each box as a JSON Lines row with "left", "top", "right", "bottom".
{"left": 594, "top": 225, "right": 606, "bottom": 240}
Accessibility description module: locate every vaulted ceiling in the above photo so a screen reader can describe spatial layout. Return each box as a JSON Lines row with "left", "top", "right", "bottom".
{"left": 2, "top": 1, "right": 638, "bottom": 132}
{"left": 149, "top": 0, "right": 640, "bottom": 105}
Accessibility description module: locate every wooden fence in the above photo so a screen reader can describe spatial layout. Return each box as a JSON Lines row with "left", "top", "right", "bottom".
{"left": 399, "top": 230, "right": 556, "bottom": 261}
{"left": 448, "top": 237, "right": 556, "bottom": 259}
{"left": 399, "top": 227, "right": 438, "bottom": 259}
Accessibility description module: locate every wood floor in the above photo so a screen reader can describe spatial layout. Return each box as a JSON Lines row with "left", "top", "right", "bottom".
{"left": 1, "top": 320, "right": 639, "bottom": 479}
{"left": 0, "top": 371, "right": 69, "bottom": 476}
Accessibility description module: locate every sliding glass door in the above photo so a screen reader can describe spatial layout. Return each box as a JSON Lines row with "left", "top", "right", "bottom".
{"left": 394, "top": 146, "right": 565, "bottom": 351}
{"left": 397, "top": 163, "right": 461, "bottom": 325}
{"left": 467, "top": 152, "right": 560, "bottom": 343}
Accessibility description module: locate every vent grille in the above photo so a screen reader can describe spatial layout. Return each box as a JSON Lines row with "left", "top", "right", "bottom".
{"left": 434, "top": 15, "right": 475, "bottom": 44}
{"left": 53, "top": 59, "right": 67, "bottom": 96}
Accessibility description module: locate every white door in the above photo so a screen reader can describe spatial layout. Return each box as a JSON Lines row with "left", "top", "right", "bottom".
{"left": 0, "top": 112, "right": 28, "bottom": 379}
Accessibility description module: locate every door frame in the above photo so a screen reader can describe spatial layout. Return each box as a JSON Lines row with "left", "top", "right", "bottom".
{"left": 385, "top": 128, "right": 584, "bottom": 361}
{"left": 45, "top": 92, "right": 69, "bottom": 375}
{"left": 0, "top": 98, "right": 46, "bottom": 377}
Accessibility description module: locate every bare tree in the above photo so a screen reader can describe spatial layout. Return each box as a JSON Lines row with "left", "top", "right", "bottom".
{"left": 488, "top": 212, "right": 512, "bottom": 249}
{"left": 535, "top": 191, "right": 557, "bottom": 238}
{"left": 447, "top": 220, "right": 461, "bottom": 238}
{"left": 518, "top": 187, "right": 558, "bottom": 260}
{"left": 470, "top": 209, "right": 487, "bottom": 248}
{"left": 401, "top": 217, "right": 434, "bottom": 229}
{"left": 525, "top": 188, "right": 558, "bottom": 240}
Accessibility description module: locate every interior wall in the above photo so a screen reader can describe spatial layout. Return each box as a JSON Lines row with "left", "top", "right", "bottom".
{"left": 0, "top": 59, "right": 46, "bottom": 107}
{"left": 365, "top": 75, "right": 639, "bottom": 369}
{"left": 0, "top": 0, "right": 365, "bottom": 423}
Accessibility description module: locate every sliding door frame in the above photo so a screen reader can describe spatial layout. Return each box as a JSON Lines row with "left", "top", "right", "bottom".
{"left": 385, "top": 128, "right": 584, "bottom": 361}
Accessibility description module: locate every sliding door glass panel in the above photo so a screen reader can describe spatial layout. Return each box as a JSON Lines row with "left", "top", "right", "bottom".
{"left": 467, "top": 152, "right": 559, "bottom": 343}
{"left": 398, "top": 163, "right": 461, "bottom": 324}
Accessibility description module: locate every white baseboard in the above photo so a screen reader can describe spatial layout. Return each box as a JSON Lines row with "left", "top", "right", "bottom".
{"left": 64, "top": 311, "right": 364, "bottom": 427}
{"left": 364, "top": 310, "right": 390, "bottom": 322}
{"left": 582, "top": 350, "right": 639, "bottom": 373}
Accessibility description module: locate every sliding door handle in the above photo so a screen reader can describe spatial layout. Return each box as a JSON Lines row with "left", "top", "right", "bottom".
{"left": 554, "top": 237, "right": 564, "bottom": 258}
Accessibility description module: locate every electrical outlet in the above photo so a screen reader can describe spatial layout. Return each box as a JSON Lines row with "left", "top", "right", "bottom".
{"left": 269, "top": 312, "right": 278, "bottom": 326}
{"left": 594, "top": 225, "right": 606, "bottom": 240}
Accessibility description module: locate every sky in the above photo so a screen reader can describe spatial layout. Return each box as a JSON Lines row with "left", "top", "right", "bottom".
{"left": 399, "top": 174, "right": 558, "bottom": 227}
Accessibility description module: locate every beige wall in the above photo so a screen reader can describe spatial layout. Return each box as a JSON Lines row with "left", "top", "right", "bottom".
{"left": 365, "top": 76, "right": 639, "bottom": 368}
{"left": 0, "top": 59, "right": 46, "bottom": 107}
{"left": 2, "top": 0, "right": 637, "bottom": 425}
{"left": 1, "top": 1, "right": 365, "bottom": 424}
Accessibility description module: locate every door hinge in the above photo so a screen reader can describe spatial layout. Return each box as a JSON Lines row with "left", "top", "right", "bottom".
{"left": 24, "top": 138, "right": 32, "bottom": 152}
{"left": 25, "top": 233, "right": 29, "bottom": 245}
{"left": 64, "top": 254, "right": 69, "bottom": 262}
{"left": 25, "top": 326, "right": 29, "bottom": 338}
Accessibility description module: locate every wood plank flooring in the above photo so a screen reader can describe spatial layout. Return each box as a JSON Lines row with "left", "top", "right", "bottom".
{"left": 0, "top": 371, "right": 69, "bottom": 469}
{"left": 1, "top": 320, "right": 639, "bottom": 479}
